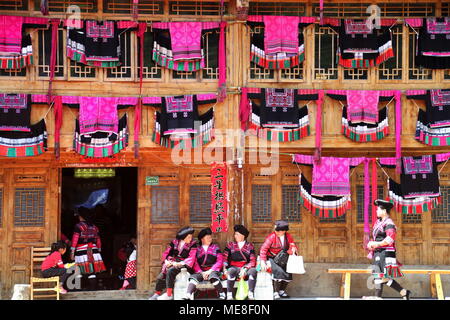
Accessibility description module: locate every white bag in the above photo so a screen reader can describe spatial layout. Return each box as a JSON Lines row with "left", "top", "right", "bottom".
{"left": 286, "top": 254, "right": 306, "bottom": 274}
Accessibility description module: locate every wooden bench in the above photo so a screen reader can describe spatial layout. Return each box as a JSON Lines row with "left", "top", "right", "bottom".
{"left": 328, "top": 268, "right": 450, "bottom": 300}
{"left": 30, "top": 247, "right": 60, "bottom": 300}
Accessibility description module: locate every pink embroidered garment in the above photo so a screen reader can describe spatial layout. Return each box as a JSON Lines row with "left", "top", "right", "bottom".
{"left": 263, "top": 16, "right": 300, "bottom": 55}
{"left": 346, "top": 90, "right": 380, "bottom": 124}
{"left": 293, "top": 154, "right": 365, "bottom": 196}
{"left": 37, "top": 96, "right": 139, "bottom": 135}
{"left": 169, "top": 22, "right": 203, "bottom": 61}
{"left": 0, "top": 15, "right": 46, "bottom": 54}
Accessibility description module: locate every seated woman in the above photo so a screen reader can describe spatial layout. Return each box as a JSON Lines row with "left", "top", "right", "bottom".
{"left": 222, "top": 225, "right": 258, "bottom": 300}
{"left": 41, "top": 241, "right": 70, "bottom": 294}
{"left": 259, "top": 220, "right": 298, "bottom": 299}
{"left": 183, "top": 227, "right": 225, "bottom": 300}
{"left": 149, "top": 226, "right": 197, "bottom": 300}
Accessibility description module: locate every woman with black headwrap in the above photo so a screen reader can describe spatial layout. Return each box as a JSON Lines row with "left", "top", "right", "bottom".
{"left": 149, "top": 226, "right": 198, "bottom": 300}
{"left": 259, "top": 220, "right": 298, "bottom": 299}
{"left": 367, "top": 199, "right": 411, "bottom": 300}
{"left": 222, "top": 225, "right": 258, "bottom": 300}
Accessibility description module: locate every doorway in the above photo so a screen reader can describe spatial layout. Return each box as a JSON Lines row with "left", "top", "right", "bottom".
{"left": 60, "top": 167, "right": 137, "bottom": 291}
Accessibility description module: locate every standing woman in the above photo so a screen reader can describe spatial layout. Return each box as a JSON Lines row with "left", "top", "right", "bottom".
{"left": 184, "top": 227, "right": 225, "bottom": 300}
{"left": 70, "top": 206, "right": 106, "bottom": 290}
{"left": 222, "top": 225, "right": 258, "bottom": 300}
{"left": 259, "top": 220, "right": 298, "bottom": 299}
{"left": 367, "top": 199, "right": 411, "bottom": 299}
{"left": 149, "top": 226, "right": 198, "bottom": 300}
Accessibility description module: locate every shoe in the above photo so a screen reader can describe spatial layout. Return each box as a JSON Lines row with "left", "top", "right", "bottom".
{"left": 273, "top": 292, "right": 281, "bottom": 300}
{"left": 182, "top": 293, "right": 194, "bottom": 300}
{"left": 59, "top": 287, "right": 67, "bottom": 294}
{"left": 157, "top": 293, "right": 174, "bottom": 300}
{"left": 148, "top": 293, "right": 160, "bottom": 300}
{"left": 227, "top": 292, "right": 234, "bottom": 300}
{"left": 247, "top": 291, "right": 255, "bottom": 300}
{"left": 218, "top": 292, "right": 226, "bottom": 300}
{"left": 402, "top": 290, "right": 412, "bottom": 300}
{"left": 279, "top": 290, "right": 290, "bottom": 298}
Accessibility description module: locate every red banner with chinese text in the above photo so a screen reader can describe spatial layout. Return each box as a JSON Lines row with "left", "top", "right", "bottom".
{"left": 211, "top": 162, "right": 228, "bottom": 232}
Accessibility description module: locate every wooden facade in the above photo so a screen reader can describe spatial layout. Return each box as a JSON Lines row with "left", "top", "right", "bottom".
{"left": 1, "top": 0, "right": 450, "bottom": 297}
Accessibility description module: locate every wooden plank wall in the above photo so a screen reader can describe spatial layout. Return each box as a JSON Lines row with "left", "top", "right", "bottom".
{"left": 0, "top": 0, "right": 450, "bottom": 294}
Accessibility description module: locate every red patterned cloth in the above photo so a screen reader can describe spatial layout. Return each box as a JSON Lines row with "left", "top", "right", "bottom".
{"left": 211, "top": 163, "right": 228, "bottom": 232}
{"left": 125, "top": 260, "right": 137, "bottom": 279}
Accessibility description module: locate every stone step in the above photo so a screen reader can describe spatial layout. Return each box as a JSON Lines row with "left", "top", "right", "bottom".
{"left": 61, "top": 290, "right": 148, "bottom": 300}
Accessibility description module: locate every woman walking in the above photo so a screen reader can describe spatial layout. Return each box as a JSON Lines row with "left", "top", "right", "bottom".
{"left": 367, "top": 199, "right": 411, "bottom": 299}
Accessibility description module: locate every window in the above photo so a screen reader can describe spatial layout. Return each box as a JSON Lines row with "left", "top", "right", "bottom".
{"left": 14, "top": 188, "right": 45, "bottom": 227}
{"left": 402, "top": 212, "right": 422, "bottom": 224}
{"left": 319, "top": 213, "right": 346, "bottom": 223}
{"left": 282, "top": 185, "right": 301, "bottom": 223}
{"left": 356, "top": 185, "right": 384, "bottom": 224}
{"left": 169, "top": 1, "right": 228, "bottom": 16}
{"left": 252, "top": 185, "right": 272, "bottom": 223}
{"left": 432, "top": 186, "right": 450, "bottom": 224}
{"left": 151, "top": 186, "right": 179, "bottom": 224}
{"left": 189, "top": 185, "right": 211, "bottom": 224}
{"left": 103, "top": 0, "right": 164, "bottom": 14}
{"left": 35, "top": 0, "right": 98, "bottom": 13}
{"left": 0, "top": 0, "right": 28, "bottom": 11}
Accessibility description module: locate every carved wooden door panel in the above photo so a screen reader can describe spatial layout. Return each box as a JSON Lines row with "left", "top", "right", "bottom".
{"left": 2, "top": 168, "right": 58, "bottom": 294}
{"left": 245, "top": 167, "right": 305, "bottom": 259}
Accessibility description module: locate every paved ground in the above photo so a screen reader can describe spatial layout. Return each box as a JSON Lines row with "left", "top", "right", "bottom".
{"left": 60, "top": 290, "right": 438, "bottom": 300}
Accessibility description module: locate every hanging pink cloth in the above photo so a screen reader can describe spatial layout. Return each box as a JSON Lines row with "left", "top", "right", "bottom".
{"left": 218, "top": 21, "right": 227, "bottom": 102}
{"left": 346, "top": 90, "right": 380, "bottom": 124}
{"left": 363, "top": 159, "right": 371, "bottom": 250}
{"left": 263, "top": 16, "right": 300, "bottom": 55}
{"left": 169, "top": 22, "right": 203, "bottom": 61}
{"left": 53, "top": 95, "right": 62, "bottom": 159}
{"left": 371, "top": 159, "right": 378, "bottom": 227}
{"left": 134, "top": 22, "right": 147, "bottom": 159}
{"left": 239, "top": 87, "right": 250, "bottom": 131}
{"left": 394, "top": 91, "right": 402, "bottom": 173}
{"left": 314, "top": 91, "right": 324, "bottom": 162}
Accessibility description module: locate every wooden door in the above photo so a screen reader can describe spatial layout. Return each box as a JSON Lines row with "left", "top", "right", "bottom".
{"left": 137, "top": 165, "right": 213, "bottom": 291}
{"left": 1, "top": 167, "right": 59, "bottom": 295}
{"left": 244, "top": 166, "right": 306, "bottom": 258}
{"left": 424, "top": 171, "right": 450, "bottom": 265}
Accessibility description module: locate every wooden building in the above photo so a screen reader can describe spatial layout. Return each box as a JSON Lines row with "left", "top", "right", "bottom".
{"left": 0, "top": 0, "right": 450, "bottom": 298}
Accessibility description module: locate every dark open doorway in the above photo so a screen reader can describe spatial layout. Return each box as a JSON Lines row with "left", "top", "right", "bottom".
{"left": 61, "top": 167, "right": 137, "bottom": 291}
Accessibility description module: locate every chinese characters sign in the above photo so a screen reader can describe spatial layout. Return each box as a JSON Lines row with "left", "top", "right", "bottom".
{"left": 211, "top": 163, "right": 228, "bottom": 232}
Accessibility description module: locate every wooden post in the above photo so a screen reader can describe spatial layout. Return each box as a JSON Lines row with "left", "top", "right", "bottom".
{"left": 430, "top": 273, "right": 437, "bottom": 299}
{"left": 435, "top": 273, "right": 444, "bottom": 300}
{"left": 340, "top": 273, "right": 346, "bottom": 298}
{"left": 344, "top": 272, "right": 351, "bottom": 300}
